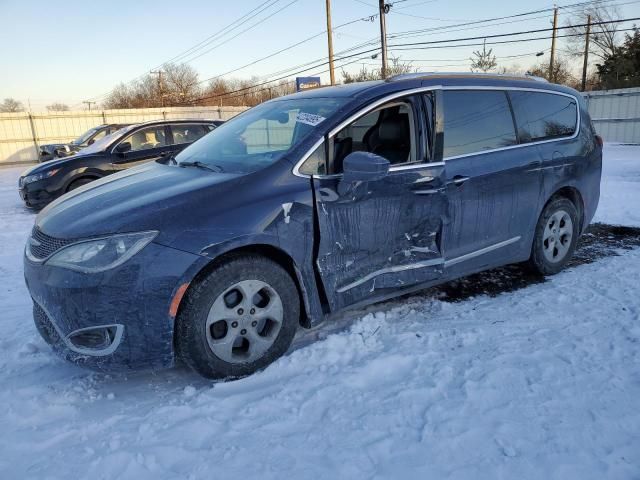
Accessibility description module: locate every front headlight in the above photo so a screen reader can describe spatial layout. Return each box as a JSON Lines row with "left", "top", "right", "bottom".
{"left": 45, "top": 231, "right": 158, "bottom": 273}
{"left": 23, "top": 169, "right": 59, "bottom": 185}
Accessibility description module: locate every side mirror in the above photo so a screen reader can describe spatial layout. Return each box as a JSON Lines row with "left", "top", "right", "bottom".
{"left": 88, "top": 139, "right": 95, "bottom": 145}
{"left": 115, "top": 142, "right": 131, "bottom": 154}
{"left": 342, "top": 151, "right": 390, "bottom": 183}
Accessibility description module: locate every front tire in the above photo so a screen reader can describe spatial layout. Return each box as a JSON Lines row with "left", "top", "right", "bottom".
{"left": 528, "top": 197, "right": 579, "bottom": 275}
{"left": 67, "top": 177, "right": 95, "bottom": 192}
{"left": 175, "top": 255, "right": 300, "bottom": 379}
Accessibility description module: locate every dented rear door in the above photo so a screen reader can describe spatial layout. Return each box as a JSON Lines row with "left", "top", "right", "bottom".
{"left": 312, "top": 163, "right": 447, "bottom": 311}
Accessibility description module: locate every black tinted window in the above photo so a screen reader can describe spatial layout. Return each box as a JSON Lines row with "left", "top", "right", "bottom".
{"left": 509, "top": 91, "right": 577, "bottom": 142}
{"left": 443, "top": 90, "right": 517, "bottom": 158}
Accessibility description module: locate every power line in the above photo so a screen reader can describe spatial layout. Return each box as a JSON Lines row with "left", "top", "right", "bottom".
{"left": 82, "top": 0, "right": 295, "bottom": 104}
{"left": 389, "top": 26, "right": 638, "bottom": 51}
{"left": 175, "top": 0, "right": 301, "bottom": 65}
{"left": 158, "top": 0, "right": 282, "bottom": 67}
{"left": 197, "top": 15, "right": 378, "bottom": 86}
{"left": 387, "top": 16, "right": 640, "bottom": 49}
{"left": 84, "top": 0, "right": 637, "bottom": 108}
{"left": 189, "top": 53, "right": 376, "bottom": 105}
{"left": 332, "top": 0, "right": 621, "bottom": 72}
{"left": 387, "top": 0, "right": 625, "bottom": 40}
{"left": 185, "top": 16, "right": 638, "bottom": 105}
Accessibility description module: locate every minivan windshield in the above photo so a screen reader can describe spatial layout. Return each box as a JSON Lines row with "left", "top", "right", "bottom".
{"left": 175, "top": 97, "right": 347, "bottom": 174}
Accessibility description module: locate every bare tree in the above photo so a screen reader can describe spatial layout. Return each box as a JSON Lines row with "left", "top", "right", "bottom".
{"left": 0, "top": 98, "right": 24, "bottom": 112}
{"left": 528, "top": 56, "right": 579, "bottom": 87}
{"left": 470, "top": 40, "right": 497, "bottom": 72}
{"left": 564, "top": 4, "right": 622, "bottom": 61}
{"left": 163, "top": 63, "right": 201, "bottom": 105}
{"left": 342, "top": 57, "right": 415, "bottom": 83}
{"left": 104, "top": 63, "right": 202, "bottom": 109}
{"left": 199, "top": 77, "right": 295, "bottom": 107}
{"left": 46, "top": 102, "right": 69, "bottom": 111}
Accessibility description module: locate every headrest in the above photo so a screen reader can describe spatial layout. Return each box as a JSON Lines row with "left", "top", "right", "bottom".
{"left": 378, "top": 113, "right": 409, "bottom": 142}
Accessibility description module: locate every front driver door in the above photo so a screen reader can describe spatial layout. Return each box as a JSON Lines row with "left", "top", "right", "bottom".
{"left": 111, "top": 125, "right": 173, "bottom": 171}
{"left": 312, "top": 94, "right": 448, "bottom": 311}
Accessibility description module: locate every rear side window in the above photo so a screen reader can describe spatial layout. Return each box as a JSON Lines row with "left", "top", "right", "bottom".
{"left": 443, "top": 90, "right": 517, "bottom": 158}
{"left": 509, "top": 91, "right": 578, "bottom": 142}
{"left": 171, "top": 124, "right": 209, "bottom": 145}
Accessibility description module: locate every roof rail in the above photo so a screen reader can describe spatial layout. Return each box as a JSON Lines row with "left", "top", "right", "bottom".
{"left": 387, "top": 72, "right": 549, "bottom": 83}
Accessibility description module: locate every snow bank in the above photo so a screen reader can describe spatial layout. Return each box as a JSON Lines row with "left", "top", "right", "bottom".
{"left": 594, "top": 143, "right": 640, "bottom": 226}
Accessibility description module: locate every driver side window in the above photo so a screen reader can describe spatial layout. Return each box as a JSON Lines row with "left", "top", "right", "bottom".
{"left": 332, "top": 101, "right": 417, "bottom": 173}
{"left": 122, "top": 126, "right": 167, "bottom": 152}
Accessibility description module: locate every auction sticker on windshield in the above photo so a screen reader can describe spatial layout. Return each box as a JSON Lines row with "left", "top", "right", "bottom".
{"left": 296, "top": 112, "right": 326, "bottom": 126}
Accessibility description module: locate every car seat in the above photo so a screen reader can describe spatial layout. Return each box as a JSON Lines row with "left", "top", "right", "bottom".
{"left": 366, "top": 111, "right": 410, "bottom": 164}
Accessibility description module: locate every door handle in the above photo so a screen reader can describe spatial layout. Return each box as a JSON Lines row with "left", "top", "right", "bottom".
{"left": 413, "top": 175, "right": 435, "bottom": 184}
{"left": 413, "top": 187, "right": 445, "bottom": 195}
{"left": 450, "top": 175, "right": 469, "bottom": 186}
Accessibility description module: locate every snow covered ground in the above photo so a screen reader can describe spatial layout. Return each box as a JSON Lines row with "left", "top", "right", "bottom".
{"left": 0, "top": 145, "right": 638, "bottom": 479}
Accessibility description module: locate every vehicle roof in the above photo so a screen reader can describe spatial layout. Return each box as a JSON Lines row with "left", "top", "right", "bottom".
{"left": 125, "top": 118, "right": 218, "bottom": 128}
{"left": 279, "top": 72, "right": 580, "bottom": 102}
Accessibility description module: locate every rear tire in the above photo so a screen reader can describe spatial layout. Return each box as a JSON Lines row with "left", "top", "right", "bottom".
{"left": 175, "top": 255, "right": 300, "bottom": 379}
{"left": 528, "top": 197, "right": 579, "bottom": 275}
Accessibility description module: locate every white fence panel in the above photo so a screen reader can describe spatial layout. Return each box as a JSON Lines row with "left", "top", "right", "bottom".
{"left": 583, "top": 87, "right": 640, "bottom": 144}
{"left": 0, "top": 106, "right": 248, "bottom": 165}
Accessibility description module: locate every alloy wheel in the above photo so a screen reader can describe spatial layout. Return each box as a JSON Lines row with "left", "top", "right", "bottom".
{"left": 542, "top": 209, "right": 573, "bottom": 263}
{"left": 205, "top": 279, "right": 283, "bottom": 364}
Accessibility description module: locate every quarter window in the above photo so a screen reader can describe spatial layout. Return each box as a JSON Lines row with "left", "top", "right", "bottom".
{"left": 443, "top": 90, "right": 517, "bottom": 158}
{"left": 509, "top": 91, "right": 578, "bottom": 142}
{"left": 298, "top": 141, "right": 326, "bottom": 175}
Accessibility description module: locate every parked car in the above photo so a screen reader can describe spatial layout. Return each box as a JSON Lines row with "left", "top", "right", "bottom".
{"left": 39, "top": 124, "right": 128, "bottom": 162}
{"left": 23, "top": 74, "right": 602, "bottom": 379}
{"left": 19, "top": 119, "right": 219, "bottom": 208}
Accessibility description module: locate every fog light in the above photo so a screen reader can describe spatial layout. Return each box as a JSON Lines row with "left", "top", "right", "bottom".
{"left": 66, "top": 325, "right": 123, "bottom": 354}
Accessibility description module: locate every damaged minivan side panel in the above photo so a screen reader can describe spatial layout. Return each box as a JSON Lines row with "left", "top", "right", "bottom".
{"left": 310, "top": 92, "right": 448, "bottom": 310}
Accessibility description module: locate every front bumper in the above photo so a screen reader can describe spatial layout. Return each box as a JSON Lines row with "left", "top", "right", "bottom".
{"left": 18, "top": 177, "right": 65, "bottom": 209}
{"left": 24, "top": 241, "right": 205, "bottom": 372}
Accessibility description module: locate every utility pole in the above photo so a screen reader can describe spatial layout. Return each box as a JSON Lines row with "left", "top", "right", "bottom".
{"left": 581, "top": 14, "right": 592, "bottom": 92}
{"left": 150, "top": 70, "right": 164, "bottom": 107}
{"left": 325, "top": 0, "right": 336, "bottom": 85}
{"left": 82, "top": 100, "right": 96, "bottom": 111}
{"left": 378, "top": 0, "right": 389, "bottom": 78}
{"left": 549, "top": 7, "right": 558, "bottom": 82}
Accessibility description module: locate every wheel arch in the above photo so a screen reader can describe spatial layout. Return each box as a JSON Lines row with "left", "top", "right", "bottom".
{"left": 63, "top": 170, "right": 104, "bottom": 192}
{"left": 546, "top": 185, "right": 585, "bottom": 232}
{"left": 182, "top": 243, "right": 316, "bottom": 329}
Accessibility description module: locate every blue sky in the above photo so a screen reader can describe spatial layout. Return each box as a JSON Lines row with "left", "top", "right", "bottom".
{"left": 1, "top": 0, "right": 638, "bottom": 109}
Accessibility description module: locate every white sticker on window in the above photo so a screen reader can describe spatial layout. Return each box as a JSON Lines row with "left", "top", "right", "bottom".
{"left": 296, "top": 112, "right": 326, "bottom": 127}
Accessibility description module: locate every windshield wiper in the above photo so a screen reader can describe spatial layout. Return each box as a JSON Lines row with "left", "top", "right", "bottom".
{"left": 178, "top": 161, "right": 223, "bottom": 172}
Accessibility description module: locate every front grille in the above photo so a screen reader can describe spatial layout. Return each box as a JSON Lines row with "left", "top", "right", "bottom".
{"left": 18, "top": 177, "right": 23, "bottom": 188}
{"left": 33, "top": 303, "right": 61, "bottom": 345}
{"left": 29, "top": 226, "right": 75, "bottom": 260}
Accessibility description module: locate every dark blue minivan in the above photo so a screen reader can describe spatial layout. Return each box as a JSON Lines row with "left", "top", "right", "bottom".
{"left": 24, "top": 74, "right": 602, "bottom": 379}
